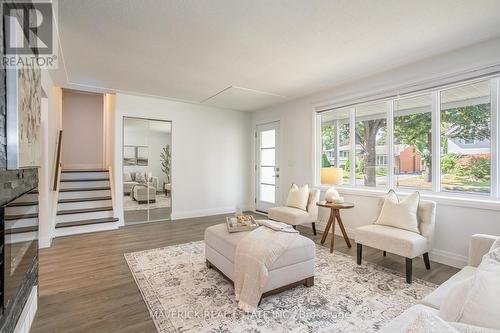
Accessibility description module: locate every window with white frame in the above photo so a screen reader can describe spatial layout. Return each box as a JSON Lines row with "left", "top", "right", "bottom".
{"left": 321, "top": 109, "right": 351, "bottom": 183}
{"left": 394, "top": 93, "right": 432, "bottom": 191}
{"left": 355, "top": 101, "right": 388, "bottom": 187}
{"left": 317, "top": 76, "right": 499, "bottom": 199}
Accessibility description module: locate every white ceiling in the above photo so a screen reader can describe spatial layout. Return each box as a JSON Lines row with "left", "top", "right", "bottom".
{"left": 54, "top": 0, "right": 500, "bottom": 112}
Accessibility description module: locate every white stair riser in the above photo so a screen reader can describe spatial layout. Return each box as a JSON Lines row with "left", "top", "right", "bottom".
{"left": 6, "top": 218, "right": 38, "bottom": 229}
{"left": 5, "top": 205, "right": 38, "bottom": 216}
{"left": 58, "top": 200, "right": 112, "bottom": 211}
{"left": 60, "top": 172, "right": 109, "bottom": 180}
{"left": 54, "top": 222, "right": 118, "bottom": 237}
{"left": 6, "top": 232, "right": 37, "bottom": 244}
{"left": 58, "top": 190, "right": 111, "bottom": 200}
{"left": 56, "top": 210, "right": 114, "bottom": 224}
{"left": 11, "top": 193, "right": 38, "bottom": 203}
{"left": 59, "top": 180, "right": 110, "bottom": 189}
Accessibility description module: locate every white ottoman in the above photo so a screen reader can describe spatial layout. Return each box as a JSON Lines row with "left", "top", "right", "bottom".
{"left": 204, "top": 223, "right": 315, "bottom": 298}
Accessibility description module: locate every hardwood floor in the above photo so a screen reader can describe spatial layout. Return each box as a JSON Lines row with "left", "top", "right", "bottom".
{"left": 124, "top": 207, "right": 172, "bottom": 224}
{"left": 31, "top": 213, "right": 459, "bottom": 333}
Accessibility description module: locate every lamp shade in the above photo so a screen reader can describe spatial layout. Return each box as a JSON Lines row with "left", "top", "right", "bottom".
{"left": 321, "top": 167, "right": 343, "bottom": 185}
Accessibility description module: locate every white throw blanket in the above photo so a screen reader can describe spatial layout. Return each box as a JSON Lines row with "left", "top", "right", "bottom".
{"left": 233, "top": 221, "right": 298, "bottom": 313}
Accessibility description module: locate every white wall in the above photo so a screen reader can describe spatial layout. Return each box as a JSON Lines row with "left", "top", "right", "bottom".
{"left": 114, "top": 93, "right": 252, "bottom": 224}
{"left": 62, "top": 90, "right": 104, "bottom": 169}
{"left": 251, "top": 37, "right": 500, "bottom": 268}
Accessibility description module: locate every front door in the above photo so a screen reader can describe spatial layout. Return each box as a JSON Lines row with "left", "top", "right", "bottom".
{"left": 255, "top": 121, "right": 280, "bottom": 213}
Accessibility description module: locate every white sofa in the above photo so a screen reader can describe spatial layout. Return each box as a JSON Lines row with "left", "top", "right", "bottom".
{"left": 381, "top": 234, "right": 500, "bottom": 332}
{"left": 123, "top": 171, "right": 159, "bottom": 194}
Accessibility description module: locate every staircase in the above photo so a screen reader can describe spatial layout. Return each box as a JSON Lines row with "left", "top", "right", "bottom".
{"left": 4, "top": 189, "right": 39, "bottom": 244}
{"left": 55, "top": 169, "right": 118, "bottom": 237}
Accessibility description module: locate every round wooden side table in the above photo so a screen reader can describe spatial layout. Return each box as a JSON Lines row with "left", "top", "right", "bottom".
{"left": 316, "top": 201, "right": 354, "bottom": 253}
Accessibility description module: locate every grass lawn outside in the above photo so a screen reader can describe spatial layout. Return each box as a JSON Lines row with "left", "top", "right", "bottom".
{"left": 395, "top": 173, "right": 489, "bottom": 194}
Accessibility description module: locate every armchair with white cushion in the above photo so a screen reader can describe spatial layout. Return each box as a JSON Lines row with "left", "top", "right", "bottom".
{"left": 355, "top": 193, "right": 436, "bottom": 283}
{"left": 268, "top": 186, "right": 320, "bottom": 235}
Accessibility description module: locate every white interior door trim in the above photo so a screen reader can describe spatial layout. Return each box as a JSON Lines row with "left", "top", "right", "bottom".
{"left": 255, "top": 121, "right": 280, "bottom": 213}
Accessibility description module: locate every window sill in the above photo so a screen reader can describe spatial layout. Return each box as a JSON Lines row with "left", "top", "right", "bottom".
{"left": 315, "top": 185, "right": 500, "bottom": 211}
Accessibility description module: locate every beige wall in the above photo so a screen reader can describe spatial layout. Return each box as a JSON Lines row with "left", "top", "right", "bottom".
{"left": 62, "top": 90, "right": 104, "bottom": 169}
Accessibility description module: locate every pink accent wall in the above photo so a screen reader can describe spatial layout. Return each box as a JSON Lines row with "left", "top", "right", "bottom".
{"left": 62, "top": 90, "right": 104, "bottom": 169}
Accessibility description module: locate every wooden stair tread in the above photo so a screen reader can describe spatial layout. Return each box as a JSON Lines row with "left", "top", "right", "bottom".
{"left": 4, "top": 213, "right": 38, "bottom": 221}
{"left": 58, "top": 196, "right": 112, "bottom": 204}
{"left": 57, "top": 207, "right": 113, "bottom": 216}
{"left": 56, "top": 217, "right": 119, "bottom": 228}
{"left": 7, "top": 201, "right": 38, "bottom": 207}
{"left": 60, "top": 178, "right": 110, "bottom": 182}
{"left": 59, "top": 187, "right": 111, "bottom": 192}
{"left": 6, "top": 226, "right": 38, "bottom": 234}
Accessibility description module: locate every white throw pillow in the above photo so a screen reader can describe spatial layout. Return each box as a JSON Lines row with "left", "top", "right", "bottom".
{"left": 459, "top": 269, "right": 500, "bottom": 330}
{"left": 123, "top": 172, "right": 132, "bottom": 182}
{"left": 286, "top": 184, "right": 309, "bottom": 211}
{"left": 374, "top": 190, "right": 420, "bottom": 234}
{"left": 489, "top": 237, "right": 500, "bottom": 252}
{"left": 440, "top": 246, "right": 500, "bottom": 329}
{"left": 439, "top": 276, "right": 474, "bottom": 322}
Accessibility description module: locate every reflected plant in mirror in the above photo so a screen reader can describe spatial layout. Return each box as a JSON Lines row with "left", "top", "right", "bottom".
{"left": 161, "top": 144, "right": 171, "bottom": 183}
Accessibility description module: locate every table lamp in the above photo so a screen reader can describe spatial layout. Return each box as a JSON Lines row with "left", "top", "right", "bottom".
{"left": 321, "top": 167, "right": 343, "bottom": 203}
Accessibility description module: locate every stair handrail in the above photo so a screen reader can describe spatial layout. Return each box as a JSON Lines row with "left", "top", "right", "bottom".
{"left": 53, "top": 130, "right": 63, "bottom": 191}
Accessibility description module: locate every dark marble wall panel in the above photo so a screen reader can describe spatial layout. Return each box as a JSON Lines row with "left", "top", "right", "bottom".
{"left": 0, "top": 2, "right": 40, "bottom": 332}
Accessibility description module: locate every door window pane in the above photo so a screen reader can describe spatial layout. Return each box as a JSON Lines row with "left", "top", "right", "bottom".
{"left": 355, "top": 102, "right": 388, "bottom": 187}
{"left": 260, "top": 167, "right": 275, "bottom": 185}
{"left": 260, "top": 148, "right": 275, "bottom": 166}
{"left": 260, "top": 184, "right": 275, "bottom": 203}
{"left": 440, "top": 80, "right": 491, "bottom": 195}
{"left": 320, "top": 109, "right": 350, "bottom": 183}
{"left": 261, "top": 130, "right": 275, "bottom": 148}
{"left": 394, "top": 94, "right": 432, "bottom": 191}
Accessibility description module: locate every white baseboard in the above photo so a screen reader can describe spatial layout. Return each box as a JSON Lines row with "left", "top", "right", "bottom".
{"left": 14, "top": 285, "right": 37, "bottom": 333}
{"left": 54, "top": 222, "right": 119, "bottom": 237}
{"left": 38, "top": 237, "right": 52, "bottom": 249}
{"left": 171, "top": 207, "right": 236, "bottom": 220}
{"left": 429, "top": 249, "right": 467, "bottom": 269}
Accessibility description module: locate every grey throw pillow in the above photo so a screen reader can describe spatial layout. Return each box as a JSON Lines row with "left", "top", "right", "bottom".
{"left": 135, "top": 172, "right": 147, "bottom": 184}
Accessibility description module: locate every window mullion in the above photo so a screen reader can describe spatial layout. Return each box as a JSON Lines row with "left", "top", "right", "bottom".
{"left": 431, "top": 91, "right": 441, "bottom": 193}
{"left": 349, "top": 108, "right": 356, "bottom": 185}
{"left": 491, "top": 78, "right": 499, "bottom": 198}
{"left": 387, "top": 101, "right": 394, "bottom": 189}
{"left": 316, "top": 114, "right": 322, "bottom": 185}
{"left": 334, "top": 120, "right": 340, "bottom": 167}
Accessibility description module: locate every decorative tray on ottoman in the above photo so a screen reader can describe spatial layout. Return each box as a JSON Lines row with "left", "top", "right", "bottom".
{"left": 226, "top": 215, "right": 259, "bottom": 233}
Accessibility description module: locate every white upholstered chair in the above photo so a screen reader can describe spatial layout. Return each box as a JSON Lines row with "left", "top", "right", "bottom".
{"left": 268, "top": 189, "right": 320, "bottom": 235}
{"left": 355, "top": 196, "right": 436, "bottom": 283}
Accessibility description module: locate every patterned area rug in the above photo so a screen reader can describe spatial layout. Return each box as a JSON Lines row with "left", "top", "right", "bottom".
{"left": 123, "top": 194, "right": 171, "bottom": 211}
{"left": 125, "top": 241, "right": 436, "bottom": 333}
